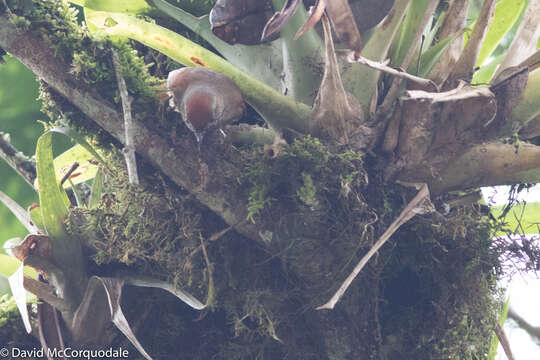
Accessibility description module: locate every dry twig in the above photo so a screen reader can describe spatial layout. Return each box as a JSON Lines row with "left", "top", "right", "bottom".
{"left": 112, "top": 50, "right": 139, "bottom": 185}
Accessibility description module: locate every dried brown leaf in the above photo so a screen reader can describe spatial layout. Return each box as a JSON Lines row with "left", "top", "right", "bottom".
{"left": 325, "top": 0, "right": 362, "bottom": 53}
{"left": 261, "top": 0, "right": 301, "bottom": 42}
{"left": 294, "top": 0, "right": 325, "bottom": 40}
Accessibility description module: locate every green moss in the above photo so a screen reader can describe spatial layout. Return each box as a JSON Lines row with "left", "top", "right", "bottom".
{"left": 7, "top": 0, "right": 162, "bottom": 143}
{"left": 0, "top": 294, "right": 40, "bottom": 348}
{"left": 244, "top": 136, "right": 365, "bottom": 225}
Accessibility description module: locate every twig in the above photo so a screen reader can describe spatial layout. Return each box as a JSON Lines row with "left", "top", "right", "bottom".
{"left": 0, "top": 132, "right": 37, "bottom": 189}
{"left": 508, "top": 306, "right": 540, "bottom": 343}
{"left": 111, "top": 50, "right": 139, "bottom": 185}
{"left": 341, "top": 51, "right": 437, "bottom": 92}
{"left": 316, "top": 184, "right": 430, "bottom": 310}
{"left": 494, "top": 322, "right": 516, "bottom": 360}
{"left": 59, "top": 162, "right": 79, "bottom": 186}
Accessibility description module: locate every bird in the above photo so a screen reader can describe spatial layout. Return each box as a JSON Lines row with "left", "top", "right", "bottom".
{"left": 167, "top": 67, "right": 246, "bottom": 145}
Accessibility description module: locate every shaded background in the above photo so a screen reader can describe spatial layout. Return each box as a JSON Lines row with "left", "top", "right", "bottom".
{"left": 0, "top": 54, "right": 42, "bottom": 247}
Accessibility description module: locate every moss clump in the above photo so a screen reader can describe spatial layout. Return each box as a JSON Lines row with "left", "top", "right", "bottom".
{"left": 5, "top": 0, "right": 161, "bottom": 145}
{"left": 66, "top": 153, "right": 209, "bottom": 295}
{"left": 0, "top": 294, "right": 40, "bottom": 348}
{"left": 378, "top": 205, "right": 499, "bottom": 359}
{"left": 244, "top": 136, "right": 366, "bottom": 224}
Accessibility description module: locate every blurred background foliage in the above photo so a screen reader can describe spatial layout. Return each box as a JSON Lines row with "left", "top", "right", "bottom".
{"left": 0, "top": 55, "right": 42, "bottom": 251}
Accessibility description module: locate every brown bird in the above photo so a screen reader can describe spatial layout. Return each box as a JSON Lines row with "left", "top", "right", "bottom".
{"left": 167, "top": 67, "right": 246, "bottom": 144}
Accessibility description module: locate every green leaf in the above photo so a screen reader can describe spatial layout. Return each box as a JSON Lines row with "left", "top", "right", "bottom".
{"left": 343, "top": 0, "right": 411, "bottom": 107}
{"left": 69, "top": 0, "right": 153, "bottom": 14}
{"left": 145, "top": 0, "right": 283, "bottom": 90}
{"left": 49, "top": 144, "right": 98, "bottom": 188}
{"left": 270, "top": 0, "right": 323, "bottom": 104}
{"left": 0, "top": 254, "right": 37, "bottom": 279}
{"left": 29, "top": 205, "right": 45, "bottom": 233}
{"left": 88, "top": 168, "right": 104, "bottom": 209}
{"left": 49, "top": 127, "right": 108, "bottom": 169}
{"left": 411, "top": 32, "right": 464, "bottom": 77}
{"left": 392, "top": 0, "right": 436, "bottom": 67}
{"left": 36, "top": 132, "right": 69, "bottom": 238}
{"left": 477, "top": 0, "right": 526, "bottom": 66}
{"left": 36, "top": 132, "right": 88, "bottom": 305}
{"left": 473, "top": 53, "right": 505, "bottom": 84}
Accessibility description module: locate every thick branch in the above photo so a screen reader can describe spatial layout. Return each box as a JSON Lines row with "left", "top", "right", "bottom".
{"left": 431, "top": 143, "right": 540, "bottom": 193}
{"left": 0, "top": 13, "right": 262, "bottom": 242}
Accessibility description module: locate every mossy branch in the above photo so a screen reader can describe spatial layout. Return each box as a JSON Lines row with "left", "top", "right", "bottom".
{"left": 0, "top": 12, "right": 263, "bottom": 243}
{"left": 87, "top": 11, "right": 311, "bottom": 133}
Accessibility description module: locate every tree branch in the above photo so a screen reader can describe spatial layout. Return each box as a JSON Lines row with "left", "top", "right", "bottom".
{"left": 0, "top": 131, "right": 36, "bottom": 189}
{"left": 431, "top": 143, "right": 540, "bottom": 193}
{"left": 507, "top": 307, "right": 540, "bottom": 343}
{"left": 0, "top": 13, "right": 262, "bottom": 242}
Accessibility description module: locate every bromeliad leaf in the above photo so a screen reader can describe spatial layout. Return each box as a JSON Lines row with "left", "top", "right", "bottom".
{"left": 35, "top": 132, "right": 69, "bottom": 238}
{"left": 476, "top": 0, "right": 526, "bottom": 67}
{"left": 72, "top": 276, "right": 153, "bottom": 359}
{"left": 88, "top": 168, "right": 104, "bottom": 209}
{"left": 53, "top": 144, "right": 99, "bottom": 189}
{"left": 8, "top": 264, "right": 31, "bottom": 333}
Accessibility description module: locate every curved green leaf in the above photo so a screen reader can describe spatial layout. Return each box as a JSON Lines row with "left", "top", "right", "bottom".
{"left": 392, "top": 0, "right": 437, "bottom": 67}
{"left": 146, "top": 0, "right": 283, "bottom": 90}
{"left": 70, "top": 0, "right": 153, "bottom": 14}
{"left": 49, "top": 127, "right": 108, "bottom": 168}
{"left": 473, "top": 52, "right": 505, "bottom": 84}
{"left": 36, "top": 132, "right": 88, "bottom": 306}
{"left": 36, "top": 132, "right": 69, "bottom": 238}
{"left": 271, "top": 0, "right": 323, "bottom": 104}
{"left": 29, "top": 205, "right": 45, "bottom": 233}
{"left": 410, "top": 31, "right": 464, "bottom": 77}
{"left": 88, "top": 168, "right": 104, "bottom": 209}
{"left": 86, "top": 11, "right": 311, "bottom": 132}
